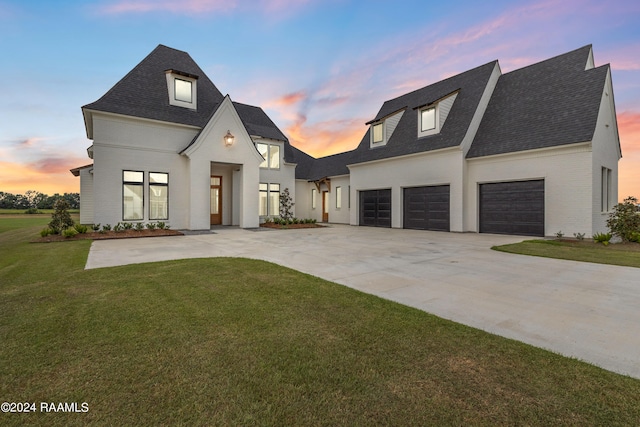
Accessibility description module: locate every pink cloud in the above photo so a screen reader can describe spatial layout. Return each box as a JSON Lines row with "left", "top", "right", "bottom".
{"left": 0, "top": 161, "right": 81, "bottom": 195}
{"left": 618, "top": 111, "right": 640, "bottom": 154}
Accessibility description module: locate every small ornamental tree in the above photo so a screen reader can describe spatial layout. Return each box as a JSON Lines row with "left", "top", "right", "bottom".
{"left": 607, "top": 196, "right": 640, "bottom": 242}
{"left": 48, "top": 198, "right": 75, "bottom": 234}
{"left": 279, "top": 187, "right": 294, "bottom": 221}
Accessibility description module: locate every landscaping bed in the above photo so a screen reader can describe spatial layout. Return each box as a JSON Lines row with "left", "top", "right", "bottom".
{"left": 34, "top": 228, "right": 183, "bottom": 242}
{"left": 260, "top": 222, "right": 324, "bottom": 230}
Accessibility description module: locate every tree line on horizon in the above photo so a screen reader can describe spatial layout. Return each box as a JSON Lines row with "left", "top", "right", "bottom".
{"left": 0, "top": 191, "right": 80, "bottom": 210}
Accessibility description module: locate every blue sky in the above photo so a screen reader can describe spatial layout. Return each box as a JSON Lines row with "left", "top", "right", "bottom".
{"left": 1, "top": 0, "right": 639, "bottom": 198}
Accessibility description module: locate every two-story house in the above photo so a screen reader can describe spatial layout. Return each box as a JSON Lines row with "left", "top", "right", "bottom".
{"left": 73, "top": 44, "right": 620, "bottom": 237}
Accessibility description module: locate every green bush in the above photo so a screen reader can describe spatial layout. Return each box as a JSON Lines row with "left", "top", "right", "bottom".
{"left": 48, "top": 199, "right": 74, "bottom": 234}
{"left": 74, "top": 224, "right": 88, "bottom": 234}
{"left": 101, "top": 224, "right": 112, "bottom": 233}
{"left": 156, "top": 221, "right": 166, "bottom": 230}
{"left": 607, "top": 196, "right": 640, "bottom": 242}
{"left": 573, "top": 232, "right": 585, "bottom": 241}
{"left": 629, "top": 232, "right": 640, "bottom": 243}
{"left": 40, "top": 228, "right": 53, "bottom": 237}
{"left": 62, "top": 228, "right": 78, "bottom": 238}
{"left": 24, "top": 207, "right": 40, "bottom": 214}
{"left": 593, "top": 232, "right": 612, "bottom": 245}
{"left": 92, "top": 223, "right": 101, "bottom": 232}
{"left": 114, "top": 223, "right": 124, "bottom": 232}
{"left": 146, "top": 222, "right": 156, "bottom": 231}
{"left": 134, "top": 223, "right": 144, "bottom": 231}
{"left": 123, "top": 222, "right": 133, "bottom": 230}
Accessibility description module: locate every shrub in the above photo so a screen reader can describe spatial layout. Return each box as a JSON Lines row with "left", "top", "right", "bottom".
{"left": 134, "top": 223, "right": 144, "bottom": 231}
{"left": 62, "top": 228, "right": 78, "bottom": 238}
{"left": 146, "top": 222, "right": 157, "bottom": 231}
{"left": 101, "top": 224, "right": 112, "bottom": 233}
{"left": 629, "top": 231, "right": 640, "bottom": 243}
{"left": 92, "top": 223, "right": 101, "bottom": 232}
{"left": 48, "top": 199, "right": 74, "bottom": 234}
{"left": 123, "top": 222, "right": 133, "bottom": 230}
{"left": 555, "top": 231, "right": 564, "bottom": 239}
{"left": 113, "top": 223, "right": 124, "bottom": 232}
{"left": 593, "top": 232, "right": 612, "bottom": 245}
{"left": 74, "top": 224, "right": 88, "bottom": 234}
{"left": 25, "top": 207, "right": 40, "bottom": 214}
{"left": 279, "top": 188, "right": 295, "bottom": 221}
{"left": 40, "top": 228, "right": 53, "bottom": 237}
{"left": 573, "top": 232, "right": 585, "bottom": 241}
{"left": 156, "top": 221, "right": 166, "bottom": 230}
{"left": 607, "top": 196, "right": 640, "bottom": 242}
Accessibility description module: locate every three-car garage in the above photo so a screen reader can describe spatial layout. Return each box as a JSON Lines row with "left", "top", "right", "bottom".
{"left": 358, "top": 179, "right": 545, "bottom": 236}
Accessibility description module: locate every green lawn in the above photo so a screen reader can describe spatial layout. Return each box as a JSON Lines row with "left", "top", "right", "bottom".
{"left": 0, "top": 208, "right": 79, "bottom": 215}
{"left": 1, "top": 217, "right": 639, "bottom": 426}
{"left": 493, "top": 239, "right": 640, "bottom": 268}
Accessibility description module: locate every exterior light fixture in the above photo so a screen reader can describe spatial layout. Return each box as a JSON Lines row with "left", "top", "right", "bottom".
{"left": 224, "top": 130, "right": 235, "bottom": 147}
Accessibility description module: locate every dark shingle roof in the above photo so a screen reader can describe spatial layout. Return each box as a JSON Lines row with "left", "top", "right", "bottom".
{"left": 84, "top": 44, "right": 295, "bottom": 161}
{"left": 467, "top": 45, "right": 608, "bottom": 158}
{"left": 293, "top": 60, "right": 498, "bottom": 178}
{"left": 83, "top": 45, "right": 224, "bottom": 127}
{"left": 347, "top": 61, "right": 498, "bottom": 164}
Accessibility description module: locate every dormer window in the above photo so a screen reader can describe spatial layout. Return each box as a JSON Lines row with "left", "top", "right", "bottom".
{"left": 418, "top": 105, "right": 439, "bottom": 137}
{"left": 174, "top": 78, "right": 192, "bottom": 103}
{"left": 420, "top": 107, "right": 436, "bottom": 132}
{"left": 372, "top": 123, "right": 384, "bottom": 144}
{"left": 416, "top": 90, "right": 458, "bottom": 138}
{"left": 165, "top": 69, "right": 198, "bottom": 110}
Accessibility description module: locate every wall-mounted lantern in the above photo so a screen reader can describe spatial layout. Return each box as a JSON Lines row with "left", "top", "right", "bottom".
{"left": 223, "top": 130, "right": 235, "bottom": 147}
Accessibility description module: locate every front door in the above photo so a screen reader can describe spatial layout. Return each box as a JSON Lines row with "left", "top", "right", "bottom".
{"left": 210, "top": 176, "right": 222, "bottom": 225}
{"left": 322, "top": 191, "right": 329, "bottom": 222}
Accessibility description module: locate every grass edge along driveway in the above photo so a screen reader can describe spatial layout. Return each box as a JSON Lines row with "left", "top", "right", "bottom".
{"left": 493, "top": 238, "right": 640, "bottom": 268}
{"left": 1, "top": 216, "right": 639, "bottom": 426}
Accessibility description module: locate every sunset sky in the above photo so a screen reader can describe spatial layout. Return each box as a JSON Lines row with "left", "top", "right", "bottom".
{"left": 1, "top": 0, "right": 638, "bottom": 199}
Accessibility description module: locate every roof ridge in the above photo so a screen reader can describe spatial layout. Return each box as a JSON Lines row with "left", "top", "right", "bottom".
{"left": 502, "top": 45, "right": 593, "bottom": 76}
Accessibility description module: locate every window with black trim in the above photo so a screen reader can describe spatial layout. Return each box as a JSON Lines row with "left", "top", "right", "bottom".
{"left": 420, "top": 107, "right": 436, "bottom": 132}
{"left": 123, "top": 170, "right": 144, "bottom": 220}
{"left": 312, "top": 188, "right": 317, "bottom": 209}
{"left": 336, "top": 186, "right": 342, "bottom": 209}
{"left": 601, "top": 167, "right": 612, "bottom": 212}
{"left": 259, "top": 183, "right": 281, "bottom": 216}
{"left": 149, "top": 172, "right": 168, "bottom": 220}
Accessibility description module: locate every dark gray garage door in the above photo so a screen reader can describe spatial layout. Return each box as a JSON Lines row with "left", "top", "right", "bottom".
{"left": 403, "top": 185, "right": 450, "bottom": 231}
{"left": 359, "top": 189, "right": 391, "bottom": 228}
{"left": 479, "top": 180, "right": 544, "bottom": 236}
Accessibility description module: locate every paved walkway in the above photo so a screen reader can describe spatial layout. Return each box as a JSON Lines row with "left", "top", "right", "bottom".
{"left": 86, "top": 225, "right": 640, "bottom": 379}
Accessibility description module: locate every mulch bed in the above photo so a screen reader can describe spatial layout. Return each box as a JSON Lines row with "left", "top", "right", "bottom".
{"left": 260, "top": 223, "right": 324, "bottom": 230}
{"left": 33, "top": 229, "right": 183, "bottom": 243}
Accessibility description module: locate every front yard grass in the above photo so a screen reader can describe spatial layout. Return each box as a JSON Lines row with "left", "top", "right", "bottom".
{"left": 493, "top": 239, "right": 640, "bottom": 268}
{"left": 1, "top": 216, "right": 640, "bottom": 426}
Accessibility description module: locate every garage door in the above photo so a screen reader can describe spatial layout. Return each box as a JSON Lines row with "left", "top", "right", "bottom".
{"left": 359, "top": 189, "right": 391, "bottom": 228}
{"left": 403, "top": 185, "right": 450, "bottom": 231}
{"left": 479, "top": 180, "right": 544, "bottom": 236}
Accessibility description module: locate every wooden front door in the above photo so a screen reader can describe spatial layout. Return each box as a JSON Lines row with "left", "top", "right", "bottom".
{"left": 322, "top": 191, "right": 329, "bottom": 222}
{"left": 210, "top": 176, "right": 222, "bottom": 225}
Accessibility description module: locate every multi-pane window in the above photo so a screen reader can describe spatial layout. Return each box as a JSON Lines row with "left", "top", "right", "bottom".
{"left": 259, "top": 183, "right": 281, "bottom": 216}
{"left": 149, "top": 172, "right": 168, "bottom": 220}
{"left": 601, "top": 167, "right": 612, "bottom": 212}
{"left": 312, "top": 188, "right": 317, "bottom": 209}
{"left": 257, "top": 143, "right": 280, "bottom": 169}
{"left": 336, "top": 186, "right": 342, "bottom": 209}
{"left": 174, "top": 78, "right": 192, "bottom": 103}
{"left": 123, "top": 170, "right": 144, "bottom": 220}
{"left": 372, "top": 123, "right": 384, "bottom": 143}
{"left": 420, "top": 107, "right": 436, "bottom": 132}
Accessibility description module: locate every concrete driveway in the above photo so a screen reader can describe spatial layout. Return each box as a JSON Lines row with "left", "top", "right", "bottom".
{"left": 86, "top": 225, "right": 640, "bottom": 379}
